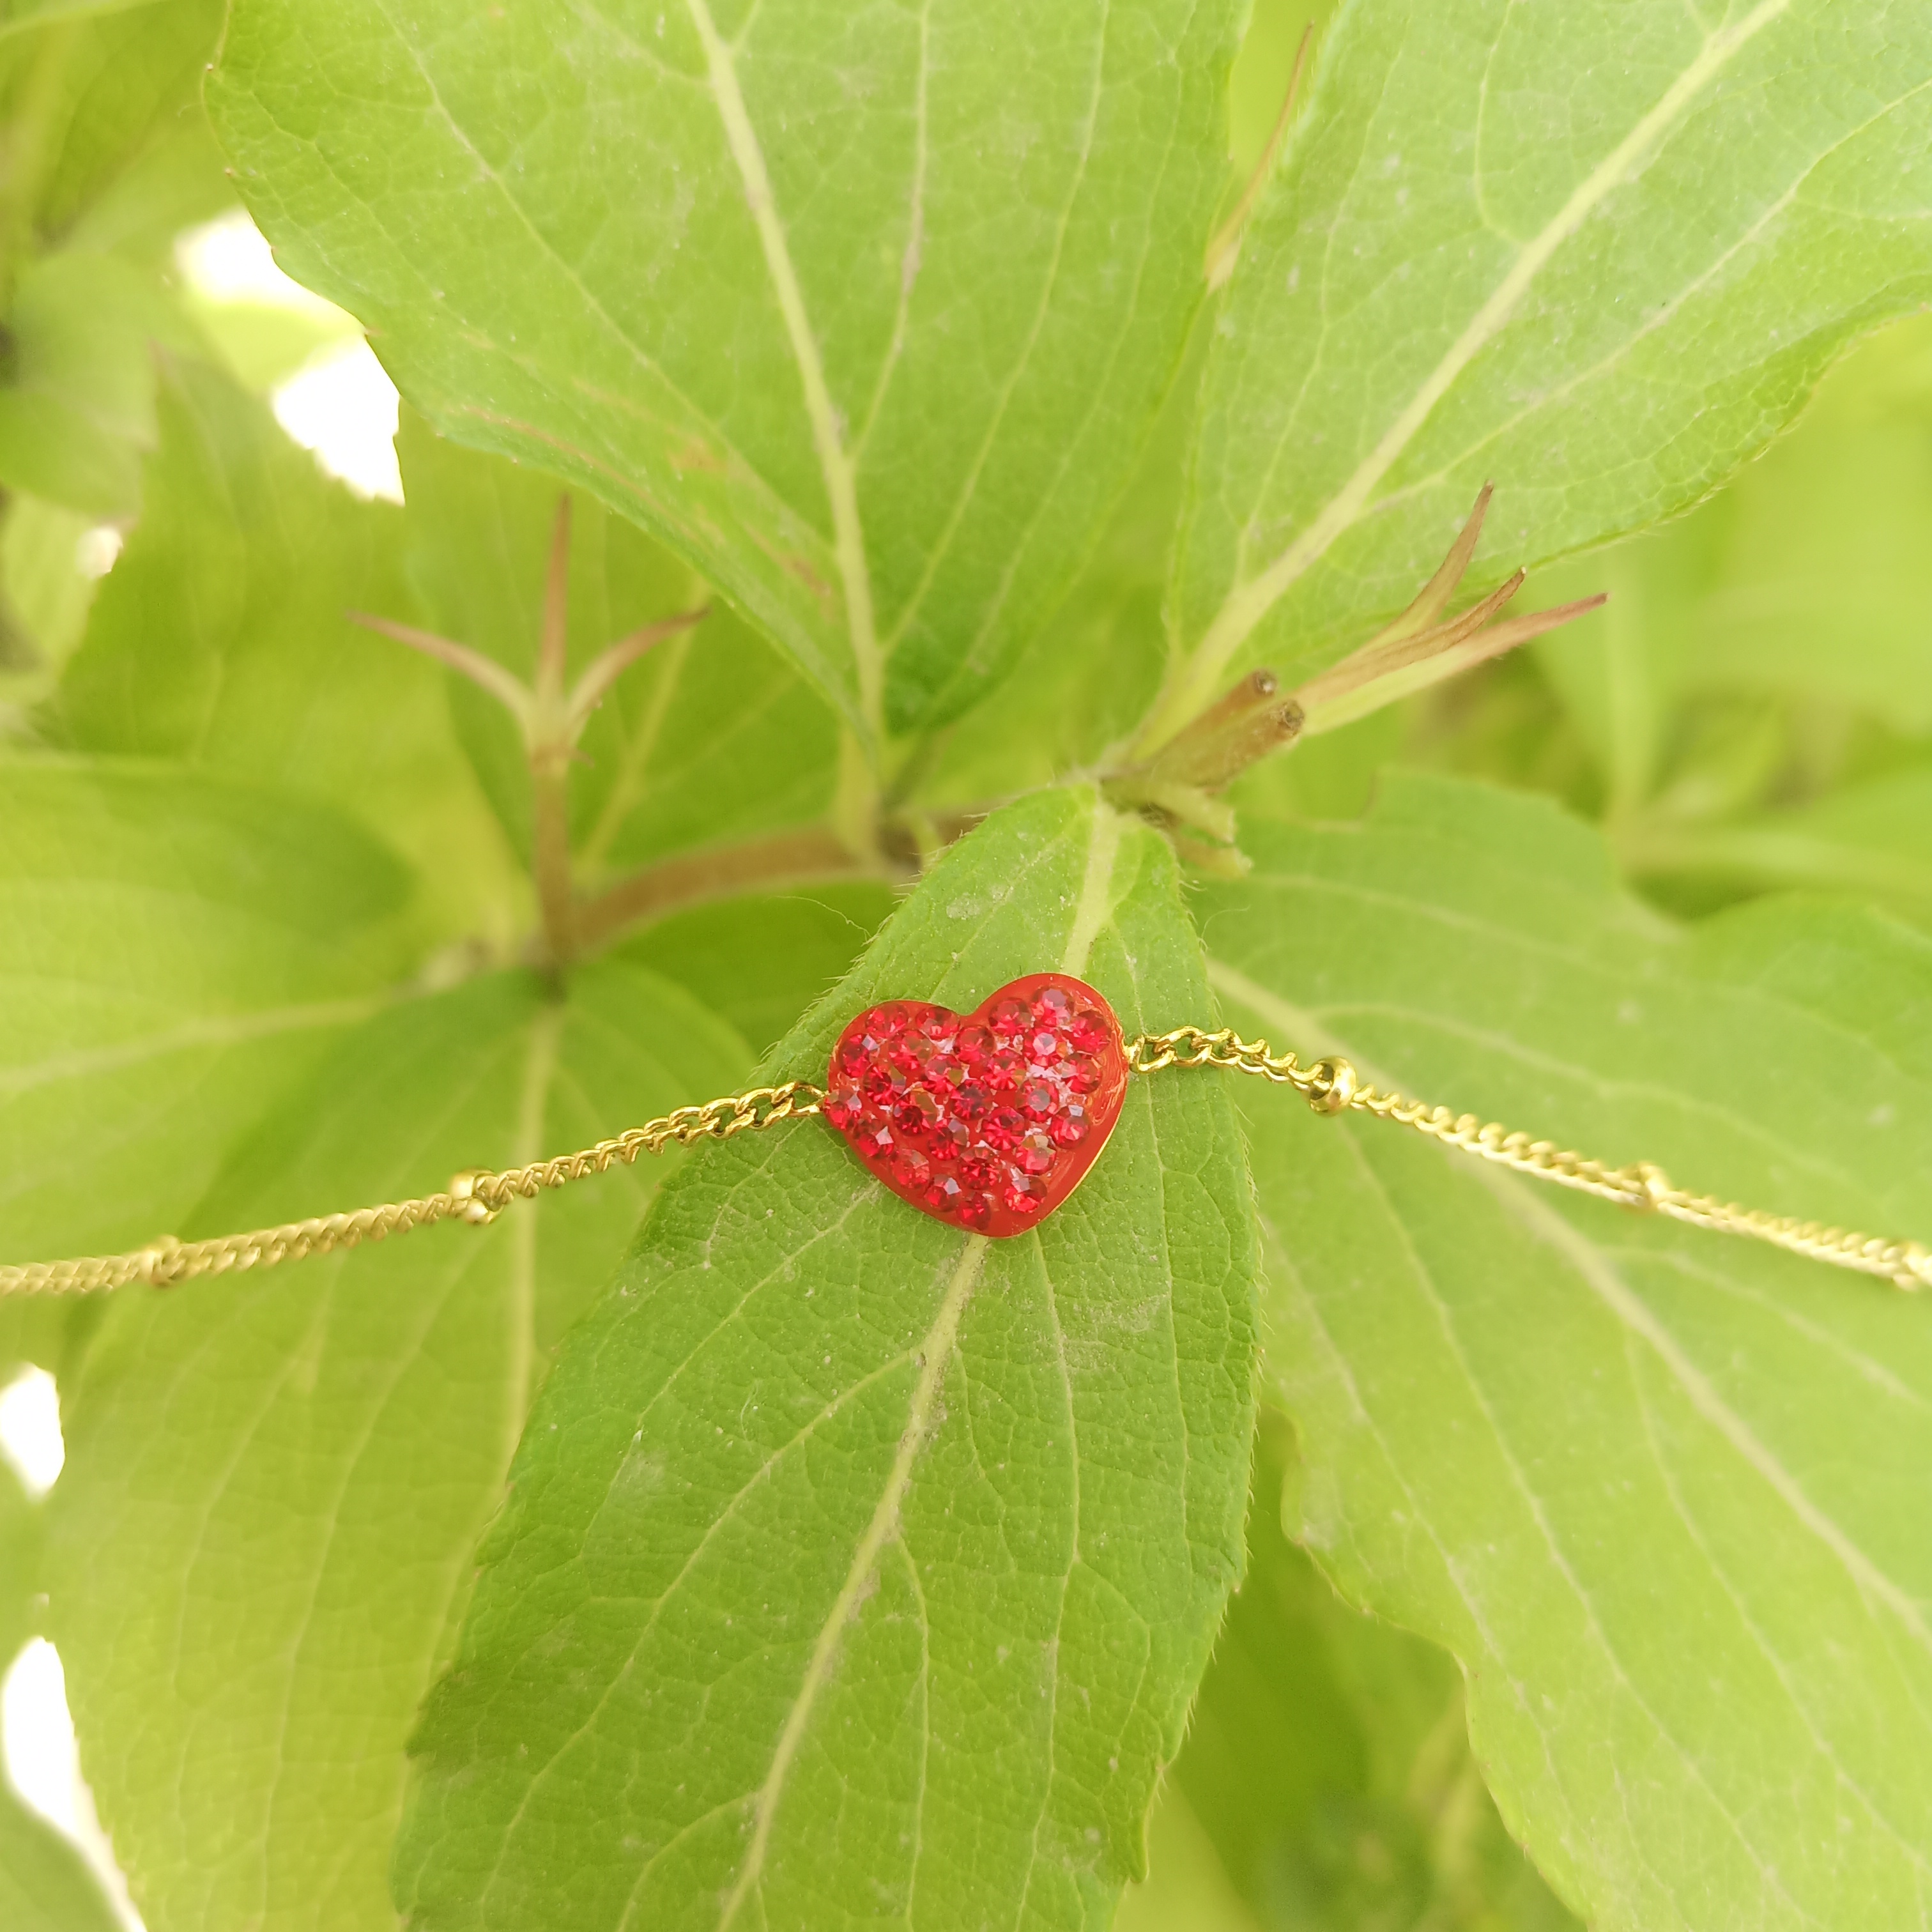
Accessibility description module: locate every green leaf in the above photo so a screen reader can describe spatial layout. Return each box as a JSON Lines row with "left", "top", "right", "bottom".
{"left": 618, "top": 880, "right": 895, "bottom": 1057}
{"left": 0, "top": 1752, "right": 121, "bottom": 1932}
{"left": 208, "top": 0, "right": 1241, "bottom": 741}
{"left": 54, "top": 360, "right": 524, "bottom": 942}
{"left": 0, "top": 492, "right": 100, "bottom": 681}
{"left": 1526, "top": 314, "right": 1932, "bottom": 825}
{"left": 1197, "top": 772, "right": 1932, "bottom": 1929}
{"left": 7, "top": 0, "right": 224, "bottom": 245}
{"left": 1124, "top": 1420, "right": 1577, "bottom": 1932}
{"left": 181, "top": 293, "right": 361, "bottom": 397}
{"left": 396, "top": 786, "right": 1261, "bottom": 1929}
{"left": 1114, "top": 1790, "right": 1268, "bottom": 1932}
{"left": 0, "top": 1461, "right": 121, "bottom": 1932}
{"left": 916, "top": 322, "right": 1208, "bottom": 814}
{"left": 394, "top": 410, "right": 839, "bottom": 890}
{"left": 47, "top": 959, "right": 751, "bottom": 1932}
{"left": 0, "top": 250, "right": 204, "bottom": 515}
{"left": 1625, "top": 765, "right": 1932, "bottom": 926}
{"left": 1159, "top": 0, "right": 1932, "bottom": 737}
{"left": 0, "top": 1, "right": 164, "bottom": 43}
{"left": 0, "top": 756, "right": 413, "bottom": 1265}
{"left": 1643, "top": 314, "right": 1932, "bottom": 734}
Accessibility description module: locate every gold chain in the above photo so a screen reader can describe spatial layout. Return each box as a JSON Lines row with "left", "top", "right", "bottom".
{"left": 1130, "top": 1026, "right": 1931, "bottom": 1293}
{"left": 3, "top": 1032, "right": 1926, "bottom": 1297}
{"left": 0, "top": 1082, "right": 824, "bottom": 1296}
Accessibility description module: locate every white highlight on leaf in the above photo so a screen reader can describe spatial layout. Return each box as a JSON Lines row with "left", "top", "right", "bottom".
{"left": 272, "top": 347, "right": 403, "bottom": 503}
{"left": 2, "top": 1641, "right": 146, "bottom": 1930}
{"left": 73, "top": 527, "right": 121, "bottom": 581}
{"left": 176, "top": 210, "right": 347, "bottom": 322}
{"left": 0, "top": 1368, "right": 63, "bottom": 1497}
{"left": 177, "top": 209, "right": 402, "bottom": 503}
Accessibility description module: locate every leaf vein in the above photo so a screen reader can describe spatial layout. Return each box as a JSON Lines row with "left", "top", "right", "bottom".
{"left": 1340, "top": 1128, "right": 1830, "bottom": 1924}
{"left": 1174, "top": 0, "right": 1795, "bottom": 720}
{"left": 882, "top": 0, "right": 1115, "bottom": 661}
{"left": 714, "top": 1234, "right": 990, "bottom": 1929}
{"left": 1626, "top": 1342, "right": 1932, "bottom": 1881}
{"left": 682, "top": 0, "right": 884, "bottom": 745}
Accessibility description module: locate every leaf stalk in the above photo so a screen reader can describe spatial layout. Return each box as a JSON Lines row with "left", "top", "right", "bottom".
{"left": 353, "top": 491, "right": 711, "bottom": 970}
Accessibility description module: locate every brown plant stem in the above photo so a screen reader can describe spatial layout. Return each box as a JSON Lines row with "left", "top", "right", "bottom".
{"left": 530, "top": 760, "right": 577, "bottom": 965}
{"left": 535, "top": 497, "right": 572, "bottom": 718}
{"left": 1294, "top": 587, "right": 1606, "bottom": 737}
{"left": 527, "top": 498, "right": 579, "bottom": 966}
{"left": 566, "top": 610, "right": 707, "bottom": 732}
{"left": 1129, "top": 667, "right": 1305, "bottom": 790}
{"left": 346, "top": 611, "right": 534, "bottom": 723}
{"left": 572, "top": 828, "right": 894, "bottom": 956}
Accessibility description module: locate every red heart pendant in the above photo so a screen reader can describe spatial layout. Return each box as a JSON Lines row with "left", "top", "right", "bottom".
{"left": 822, "top": 974, "right": 1130, "bottom": 1237}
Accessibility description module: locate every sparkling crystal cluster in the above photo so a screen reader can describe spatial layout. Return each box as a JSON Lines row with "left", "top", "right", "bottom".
{"left": 822, "top": 975, "right": 1126, "bottom": 1236}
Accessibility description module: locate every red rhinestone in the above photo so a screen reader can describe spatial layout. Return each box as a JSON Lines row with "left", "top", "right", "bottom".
{"left": 1063, "top": 1066, "right": 1100, "bottom": 1096}
{"left": 957, "top": 1156, "right": 997, "bottom": 1190}
{"left": 1034, "top": 986, "right": 1072, "bottom": 1019}
{"left": 1021, "top": 1082, "right": 1057, "bottom": 1121}
{"left": 1002, "top": 1177, "right": 1045, "bottom": 1217}
{"left": 988, "top": 997, "right": 1030, "bottom": 1039}
{"left": 1066, "top": 1009, "right": 1109, "bottom": 1055}
{"left": 1018, "top": 1131, "right": 1055, "bottom": 1176}
{"left": 823, "top": 1084, "right": 862, "bottom": 1130}
{"left": 894, "top": 1146, "right": 932, "bottom": 1190}
{"left": 923, "top": 1174, "right": 966, "bottom": 1213}
{"left": 954, "top": 1025, "right": 994, "bottom": 1066}
{"left": 981, "top": 1107, "right": 1025, "bottom": 1152}
{"left": 1049, "top": 1112, "right": 1089, "bottom": 1148}
{"left": 957, "top": 1192, "right": 992, "bottom": 1230}
{"left": 984, "top": 1048, "right": 1023, "bottom": 1091}
{"left": 1029, "top": 1029, "right": 1062, "bottom": 1061}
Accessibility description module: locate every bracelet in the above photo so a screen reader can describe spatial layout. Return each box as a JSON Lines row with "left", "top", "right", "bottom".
{"left": 4, "top": 973, "right": 1926, "bottom": 1296}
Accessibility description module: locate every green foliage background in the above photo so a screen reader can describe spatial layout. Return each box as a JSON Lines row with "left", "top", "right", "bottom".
{"left": 2, "top": 2, "right": 1931, "bottom": 1929}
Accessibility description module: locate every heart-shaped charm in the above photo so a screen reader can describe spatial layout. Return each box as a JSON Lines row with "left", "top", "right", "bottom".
{"left": 822, "top": 974, "right": 1130, "bottom": 1236}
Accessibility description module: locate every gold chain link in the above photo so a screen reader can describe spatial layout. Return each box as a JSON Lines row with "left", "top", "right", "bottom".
{"left": 0, "top": 1081, "right": 824, "bottom": 1297}
{"left": 1128, "top": 1025, "right": 1931, "bottom": 1293}
{"left": 4, "top": 1029, "right": 1927, "bottom": 1298}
